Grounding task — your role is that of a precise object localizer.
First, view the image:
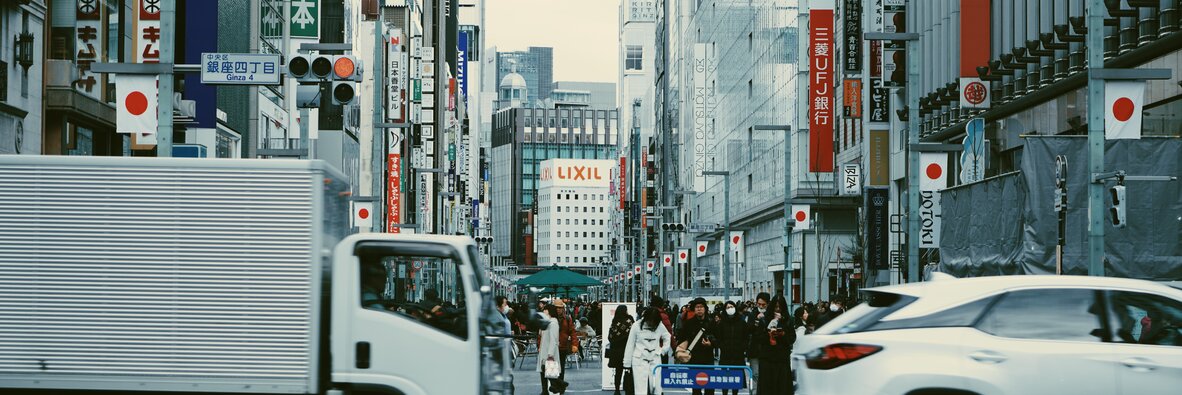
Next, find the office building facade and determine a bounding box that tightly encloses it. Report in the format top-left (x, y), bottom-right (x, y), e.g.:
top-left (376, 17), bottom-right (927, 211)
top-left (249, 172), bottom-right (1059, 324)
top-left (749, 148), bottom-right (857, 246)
top-left (490, 106), bottom-right (619, 269)
top-left (495, 46), bottom-right (554, 107)
top-left (536, 158), bottom-right (616, 267)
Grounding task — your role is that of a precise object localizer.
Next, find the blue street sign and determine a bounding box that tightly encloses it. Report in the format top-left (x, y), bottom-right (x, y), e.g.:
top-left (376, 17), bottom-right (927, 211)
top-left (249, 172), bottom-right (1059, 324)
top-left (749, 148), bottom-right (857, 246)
top-left (658, 365), bottom-right (748, 390)
top-left (200, 53), bottom-right (281, 85)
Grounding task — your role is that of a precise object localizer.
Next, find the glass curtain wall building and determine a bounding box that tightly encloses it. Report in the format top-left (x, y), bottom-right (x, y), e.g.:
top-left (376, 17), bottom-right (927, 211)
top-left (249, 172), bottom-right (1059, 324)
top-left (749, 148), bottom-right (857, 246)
top-left (491, 107), bottom-right (619, 269)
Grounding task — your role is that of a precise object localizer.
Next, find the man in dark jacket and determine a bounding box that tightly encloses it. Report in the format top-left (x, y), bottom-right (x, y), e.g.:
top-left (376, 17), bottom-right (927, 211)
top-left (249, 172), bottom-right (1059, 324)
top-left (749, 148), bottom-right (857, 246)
top-left (745, 292), bottom-right (771, 394)
top-left (677, 297), bottom-right (716, 395)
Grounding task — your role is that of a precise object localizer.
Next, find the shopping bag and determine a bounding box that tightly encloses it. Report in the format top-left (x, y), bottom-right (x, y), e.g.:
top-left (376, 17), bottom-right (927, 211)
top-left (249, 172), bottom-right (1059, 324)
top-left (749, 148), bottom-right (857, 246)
top-left (543, 357), bottom-right (561, 379)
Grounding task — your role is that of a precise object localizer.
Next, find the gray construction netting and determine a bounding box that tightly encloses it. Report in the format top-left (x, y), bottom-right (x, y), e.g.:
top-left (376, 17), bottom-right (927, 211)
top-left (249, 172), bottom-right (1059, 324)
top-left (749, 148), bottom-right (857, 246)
top-left (940, 136), bottom-right (1182, 280)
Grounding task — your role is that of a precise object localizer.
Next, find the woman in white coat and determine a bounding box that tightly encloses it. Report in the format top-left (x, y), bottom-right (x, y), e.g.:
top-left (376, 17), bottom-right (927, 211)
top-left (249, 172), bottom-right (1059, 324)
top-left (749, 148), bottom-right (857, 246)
top-left (623, 307), bottom-right (671, 395)
top-left (537, 304), bottom-right (565, 393)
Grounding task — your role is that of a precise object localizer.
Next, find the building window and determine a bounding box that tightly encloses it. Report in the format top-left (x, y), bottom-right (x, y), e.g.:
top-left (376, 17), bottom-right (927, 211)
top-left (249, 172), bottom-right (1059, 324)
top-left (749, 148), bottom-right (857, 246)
top-left (626, 45), bottom-right (643, 71)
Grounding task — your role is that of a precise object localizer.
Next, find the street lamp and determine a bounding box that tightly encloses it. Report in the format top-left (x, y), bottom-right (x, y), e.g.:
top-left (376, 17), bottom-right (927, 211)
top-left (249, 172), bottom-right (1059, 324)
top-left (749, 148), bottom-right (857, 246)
top-left (703, 170), bottom-right (731, 298)
top-left (864, 32), bottom-right (921, 283)
top-left (753, 124), bottom-right (794, 302)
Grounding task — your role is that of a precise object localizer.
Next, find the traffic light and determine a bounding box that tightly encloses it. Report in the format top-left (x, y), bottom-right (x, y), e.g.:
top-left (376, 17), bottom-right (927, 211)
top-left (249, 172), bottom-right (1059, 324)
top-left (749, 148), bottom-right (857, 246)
top-left (332, 80), bottom-right (355, 105)
top-left (703, 271), bottom-right (712, 287)
top-left (660, 223), bottom-right (686, 232)
top-left (288, 55), bottom-right (310, 80)
top-left (288, 55), bottom-right (362, 82)
top-left (1109, 185), bottom-right (1127, 228)
top-left (474, 236), bottom-right (494, 244)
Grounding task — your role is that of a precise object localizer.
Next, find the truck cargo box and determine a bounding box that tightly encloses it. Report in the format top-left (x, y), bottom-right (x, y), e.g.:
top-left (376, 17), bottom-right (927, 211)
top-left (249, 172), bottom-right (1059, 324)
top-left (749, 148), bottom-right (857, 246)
top-left (0, 156), bottom-right (349, 393)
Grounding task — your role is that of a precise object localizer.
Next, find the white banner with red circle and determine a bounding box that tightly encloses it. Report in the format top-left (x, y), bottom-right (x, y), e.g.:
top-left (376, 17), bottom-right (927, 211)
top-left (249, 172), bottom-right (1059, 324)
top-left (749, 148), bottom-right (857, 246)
top-left (1105, 80), bottom-right (1145, 140)
top-left (919, 153), bottom-right (947, 248)
top-left (116, 75), bottom-right (158, 135)
top-left (791, 205), bottom-right (812, 230)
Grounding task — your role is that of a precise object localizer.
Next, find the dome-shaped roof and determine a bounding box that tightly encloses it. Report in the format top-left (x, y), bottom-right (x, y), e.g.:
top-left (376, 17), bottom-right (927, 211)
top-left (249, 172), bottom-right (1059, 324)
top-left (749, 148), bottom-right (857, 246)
top-left (500, 72), bottom-right (527, 89)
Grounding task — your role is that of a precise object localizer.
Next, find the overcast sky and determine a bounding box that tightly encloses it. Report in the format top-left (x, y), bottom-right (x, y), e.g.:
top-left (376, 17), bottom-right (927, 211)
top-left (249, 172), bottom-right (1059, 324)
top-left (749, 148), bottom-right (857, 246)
top-left (485, 0), bottom-right (621, 83)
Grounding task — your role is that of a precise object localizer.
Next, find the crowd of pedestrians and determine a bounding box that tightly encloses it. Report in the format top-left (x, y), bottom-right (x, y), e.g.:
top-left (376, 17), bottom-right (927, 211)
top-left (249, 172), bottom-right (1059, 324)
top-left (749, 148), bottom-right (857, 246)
top-left (494, 293), bottom-right (851, 394)
top-left (604, 293), bottom-right (851, 395)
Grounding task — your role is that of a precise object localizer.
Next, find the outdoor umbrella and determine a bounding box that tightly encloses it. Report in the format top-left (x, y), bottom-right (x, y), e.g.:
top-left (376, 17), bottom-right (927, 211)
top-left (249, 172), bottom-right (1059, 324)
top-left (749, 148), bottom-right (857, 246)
top-left (515, 265), bottom-right (604, 298)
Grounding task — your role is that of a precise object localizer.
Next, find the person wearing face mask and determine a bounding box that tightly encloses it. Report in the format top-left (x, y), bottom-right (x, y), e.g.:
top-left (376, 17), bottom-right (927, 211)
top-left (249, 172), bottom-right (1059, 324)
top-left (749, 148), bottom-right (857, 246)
top-left (715, 300), bottom-right (750, 395)
top-left (745, 292), bottom-right (771, 395)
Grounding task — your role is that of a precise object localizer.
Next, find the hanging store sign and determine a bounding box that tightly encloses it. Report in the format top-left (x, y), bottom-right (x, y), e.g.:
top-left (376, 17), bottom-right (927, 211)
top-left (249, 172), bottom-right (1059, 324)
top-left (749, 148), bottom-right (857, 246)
top-left (388, 28), bottom-right (407, 122)
top-left (290, 0), bottom-right (319, 38)
top-left (881, 0), bottom-right (905, 89)
top-left (809, 2), bottom-right (836, 173)
top-left (843, 0), bottom-right (862, 73)
top-left (841, 164), bottom-right (861, 196)
top-left (919, 153), bottom-right (947, 249)
top-left (865, 187), bottom-right (890, 270)
top-left (868, 129), bottom-right (889, 186)
top-left (868, 78), bottom-right (889, 122)
top-left (75, 0), bottom-right (104, 99)
top-left (843, 79), bottom-right (863, 118)
top-left (387, 153), bottom-right (402, 233)
top-left (692, 43), bottom-right (716, 192)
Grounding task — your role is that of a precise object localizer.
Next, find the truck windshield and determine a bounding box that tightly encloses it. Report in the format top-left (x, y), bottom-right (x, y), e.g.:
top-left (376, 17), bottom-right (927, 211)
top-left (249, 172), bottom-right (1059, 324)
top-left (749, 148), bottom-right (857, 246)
top-left (359, 253), bottom-right (469, 339)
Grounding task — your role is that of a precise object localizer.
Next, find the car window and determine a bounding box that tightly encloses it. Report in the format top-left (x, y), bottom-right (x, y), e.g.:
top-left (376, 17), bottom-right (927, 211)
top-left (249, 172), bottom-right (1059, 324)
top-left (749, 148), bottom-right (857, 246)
top-left (1108, 291), bottom-right (1182, 347)
top-left (977, 288), bottom-right (1107, 342)
top-left (359, 254), bottom-right (468, 339)
top-left (820, 291), bottom-right (918, 335)
top-left (867, 295), bottom-right (997, 332)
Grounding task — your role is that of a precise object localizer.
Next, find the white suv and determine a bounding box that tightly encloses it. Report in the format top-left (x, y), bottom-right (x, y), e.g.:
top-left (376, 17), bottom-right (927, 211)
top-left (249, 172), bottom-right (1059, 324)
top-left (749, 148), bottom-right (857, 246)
top-left (792, 275), bottom-right (1182, 395)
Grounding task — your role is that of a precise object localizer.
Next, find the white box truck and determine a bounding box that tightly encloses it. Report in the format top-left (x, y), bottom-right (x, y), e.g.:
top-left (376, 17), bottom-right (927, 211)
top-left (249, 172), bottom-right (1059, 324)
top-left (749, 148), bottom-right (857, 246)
top-left (0, 156), bottom-right (512, 395)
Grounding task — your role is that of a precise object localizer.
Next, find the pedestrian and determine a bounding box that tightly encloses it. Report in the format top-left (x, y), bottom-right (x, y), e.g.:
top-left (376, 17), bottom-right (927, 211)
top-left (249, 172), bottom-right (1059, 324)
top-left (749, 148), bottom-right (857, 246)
top-left (537, 304), bottom-right (568, 394)
top-left (760, 295), bottom-right (796, 395)
top-left (608, 305), bottom-right (635, 395)
top-left (677, 297), bottom-right (717, 395)
top-left (792, 306), bottom-right (811, 349)
top-left (552, 299), bottom-right (578, 394)
top-left (650, 296), bottom-right (676, 363)
top-left (623, 306), bottom-right (671, 395)
top-left (745, 292), bottom-right (771, 395)
top-left (576, 317), bottom-right (596, 359)
top-left (715, 301), bottom-right (749, 395)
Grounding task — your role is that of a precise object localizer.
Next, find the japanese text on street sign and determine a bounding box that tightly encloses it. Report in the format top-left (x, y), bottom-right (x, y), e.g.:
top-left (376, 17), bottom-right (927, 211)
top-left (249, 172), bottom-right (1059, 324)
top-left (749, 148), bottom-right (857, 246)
top-left (809, 6), bottom-right (836, 172)
top-left (200, 53), bottom-right (280, 85)
top-left (660, 367), bottom-right (745, 390)
top-left (290, 0), bottom-right (319, 38)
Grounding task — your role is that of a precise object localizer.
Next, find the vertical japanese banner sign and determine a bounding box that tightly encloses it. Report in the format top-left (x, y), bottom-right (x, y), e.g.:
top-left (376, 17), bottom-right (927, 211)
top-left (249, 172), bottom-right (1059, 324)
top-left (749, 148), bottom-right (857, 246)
top-left (387, 128), bottom-right (403, 233)
top-left (388, 28), bottom-right (405, 122)
top-left (843, 0), bottom-right (862, 73)
top-left (619, 157), bottom-right (627, 210)
top-left (75, 0), bottom-right (103, 100)
top-left (809, 2), bottom-right (835, 173)
top-left (919, 153), bottom-right (947, 248)
top-left (133, 0), bottom-right (162, 147)
top-left (959, 0), bottom-right (991, 109)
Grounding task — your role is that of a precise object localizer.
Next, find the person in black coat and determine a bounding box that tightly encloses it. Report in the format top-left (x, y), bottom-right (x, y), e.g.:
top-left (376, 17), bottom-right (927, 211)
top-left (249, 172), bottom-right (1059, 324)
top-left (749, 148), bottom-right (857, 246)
top-left (715, 300), bottom-right (749, 395)
top-left (745, 292), bottom-right (772, 394)
top-left (677, 298), bottom-right (717, 395)
top-left (607, 305), bottom-right (635, 395)
top-left (760, 295), bottom-right (797, 395)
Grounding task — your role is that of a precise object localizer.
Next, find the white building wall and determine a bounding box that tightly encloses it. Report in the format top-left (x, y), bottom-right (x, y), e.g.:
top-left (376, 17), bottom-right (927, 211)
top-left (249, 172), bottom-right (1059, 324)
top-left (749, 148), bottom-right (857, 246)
top-left (618, 1), bottom-right (657, 148)
top-left (536, 159), bottom-right (615, 267)
top-left (0, 2), bottom-right (45, 155)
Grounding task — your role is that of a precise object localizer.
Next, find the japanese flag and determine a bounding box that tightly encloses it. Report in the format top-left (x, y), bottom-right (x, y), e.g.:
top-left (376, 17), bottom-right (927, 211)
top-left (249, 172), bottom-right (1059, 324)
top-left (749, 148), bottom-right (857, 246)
top-left (676, 249), bottom-right (690, 264)
top-left (729, 231), bottom-right (745, 262)
top-left (662, 254), bottom-right (673, 267)
top-left (696, 240), bottom-right (709, 257)
top-left (792, 205), bottom-right (812, 230)
top-left (646, 260), bottom-right (655, 272)
top-left (352, 201), bottom-right (374, 231)
top-left (116, 75), bottom-right (158, 135)
top-left (1105, 80), bottom-right (1146, 140)
top-left (920, 153), bottom-right (949, 191)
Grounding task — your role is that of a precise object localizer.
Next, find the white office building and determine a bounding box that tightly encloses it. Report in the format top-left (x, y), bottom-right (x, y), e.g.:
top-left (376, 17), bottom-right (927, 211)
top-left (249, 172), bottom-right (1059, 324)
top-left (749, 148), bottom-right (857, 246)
top-left (536, 159), bottom-right (616, 267)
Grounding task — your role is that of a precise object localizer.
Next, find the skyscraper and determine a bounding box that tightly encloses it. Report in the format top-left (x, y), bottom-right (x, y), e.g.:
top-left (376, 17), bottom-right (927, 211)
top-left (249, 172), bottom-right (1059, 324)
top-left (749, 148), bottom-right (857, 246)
top-left (495, 47), bottom-right (554, 106)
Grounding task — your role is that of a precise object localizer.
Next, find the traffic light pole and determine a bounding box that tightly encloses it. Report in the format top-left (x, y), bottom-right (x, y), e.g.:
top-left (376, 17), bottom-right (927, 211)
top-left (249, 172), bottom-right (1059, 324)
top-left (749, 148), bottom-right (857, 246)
top-left (1085, 0), bottom-right (1106, 276)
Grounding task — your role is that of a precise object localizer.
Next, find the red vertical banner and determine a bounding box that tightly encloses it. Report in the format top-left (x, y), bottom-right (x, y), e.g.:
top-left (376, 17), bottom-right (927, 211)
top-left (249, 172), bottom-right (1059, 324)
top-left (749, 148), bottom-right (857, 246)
top-left (619, 156), bottom-right (627, 210)
top-left (960, 0), bottom-right (990, 77)
top-left (387, 154), bottom-right (402, 233)
top-left (809, 6), bottom-right (835, 173)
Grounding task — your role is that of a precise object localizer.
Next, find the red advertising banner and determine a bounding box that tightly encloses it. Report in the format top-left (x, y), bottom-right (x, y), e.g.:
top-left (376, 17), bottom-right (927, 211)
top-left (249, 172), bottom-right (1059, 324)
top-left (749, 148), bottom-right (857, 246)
top-left (809, 7), bottom-right (835, 173)
top-left (960, 0), bottom-right (990, 76)
top-left (619, 156), bottom-right (627, 210)
top-left (387, 153), bottom-right (402, 233)
top-left (843, 79), bottom-right (863, 118)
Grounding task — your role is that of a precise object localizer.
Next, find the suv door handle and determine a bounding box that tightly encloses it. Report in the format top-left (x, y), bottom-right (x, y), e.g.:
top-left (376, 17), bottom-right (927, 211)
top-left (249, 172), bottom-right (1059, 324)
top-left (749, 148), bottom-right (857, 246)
top-left (968, 351), bottom-right (1008, 364)
top-left (1121, 357), bottom-right (1158, 372)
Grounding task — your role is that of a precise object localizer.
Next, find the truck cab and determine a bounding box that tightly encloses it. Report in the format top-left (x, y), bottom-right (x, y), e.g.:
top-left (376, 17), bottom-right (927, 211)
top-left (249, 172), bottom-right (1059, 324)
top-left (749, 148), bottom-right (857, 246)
top-left (330, 234), bottom-right (512, 395)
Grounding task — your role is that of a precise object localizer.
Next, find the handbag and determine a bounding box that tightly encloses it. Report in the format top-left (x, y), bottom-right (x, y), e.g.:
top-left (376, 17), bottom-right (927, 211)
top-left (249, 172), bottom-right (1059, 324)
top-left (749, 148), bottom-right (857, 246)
top-left (543, 357), bottom-right (561, 379)
top-left (623, 368), bottom-right (636, 395)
